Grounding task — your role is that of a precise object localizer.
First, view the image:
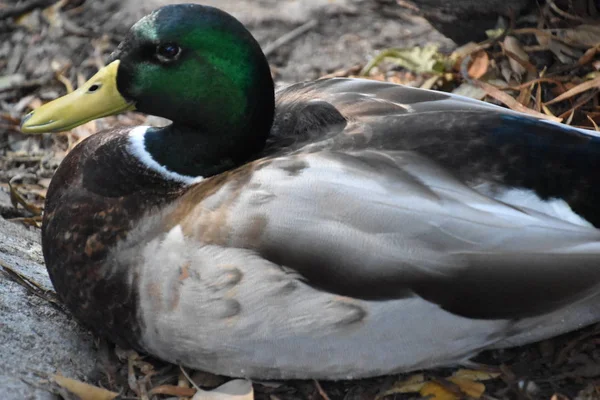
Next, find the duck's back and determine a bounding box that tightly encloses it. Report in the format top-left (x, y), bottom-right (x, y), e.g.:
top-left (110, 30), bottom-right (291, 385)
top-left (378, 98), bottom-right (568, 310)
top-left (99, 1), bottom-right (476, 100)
top-left (271, 78), bottom-right (600, 227)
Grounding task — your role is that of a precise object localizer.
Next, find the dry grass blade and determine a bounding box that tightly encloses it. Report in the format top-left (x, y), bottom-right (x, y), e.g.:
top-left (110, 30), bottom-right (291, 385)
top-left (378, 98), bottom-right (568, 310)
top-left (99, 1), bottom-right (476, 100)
top-left (150, 384), bottom-right (197, 396)
top-left (475, 80), bottom-right (562, 122)
top-left (7, 216), bottom-right (43, 228)
top-left (587, 115), bottom-right (600, 131)
top-left (8, 180), bottom-right (43, 216)
top-left (545, 75), bottom-right (600, 105)
top-left (52, 374), bottom-right (119, 400)
top-left (578, 46), bottom-right (599, 66)
top-left (546, 0), bottom-right (588, 22)
top-left (0, 260), bottom-right (64, 311)
top-left (314, 381), bottom-right (331, 400)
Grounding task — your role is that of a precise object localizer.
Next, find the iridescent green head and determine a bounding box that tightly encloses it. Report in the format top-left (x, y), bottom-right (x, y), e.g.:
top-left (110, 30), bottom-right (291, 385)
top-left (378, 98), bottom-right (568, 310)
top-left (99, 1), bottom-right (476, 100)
top-left (22, 3), bottom-right (275, 164)
top-left (112, 4), bottom-right (274, 132)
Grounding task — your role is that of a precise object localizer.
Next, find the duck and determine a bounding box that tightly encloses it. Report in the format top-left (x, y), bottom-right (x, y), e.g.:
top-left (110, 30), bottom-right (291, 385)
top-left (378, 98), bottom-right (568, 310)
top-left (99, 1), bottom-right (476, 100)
top-left (20, 3), bottom-right (600, 380)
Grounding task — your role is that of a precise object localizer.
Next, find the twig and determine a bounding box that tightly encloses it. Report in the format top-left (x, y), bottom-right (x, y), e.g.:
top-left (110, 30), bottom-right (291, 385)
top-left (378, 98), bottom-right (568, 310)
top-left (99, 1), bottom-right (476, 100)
top-left (545, 75), bottom-right (600, 105)
top-left (587, 115), bottom-right (600, 131)
top-left (314, 380), bottom-right (331, 400)
top-left (546, 0), bottom-right (587, 22)
top-left (0, 260), bottom-right (66, 313)
top-left (263, 19), bottom-right (318, 57)
top-left (320, 64), bottom-right (362, 79)
top-left (179, 365), bottom-right (201, 391)
top-left (0, 0), bottom-right (58, 20)
top-left (511, 28), bottom-right (590, 49)
top-left (475, 80), bottom-right (562, 122)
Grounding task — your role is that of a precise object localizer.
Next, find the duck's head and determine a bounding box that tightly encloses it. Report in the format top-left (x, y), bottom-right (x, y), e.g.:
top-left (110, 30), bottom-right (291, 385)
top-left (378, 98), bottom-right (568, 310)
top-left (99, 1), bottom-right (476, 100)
top-left (21, 3), bottom-right (275, 149)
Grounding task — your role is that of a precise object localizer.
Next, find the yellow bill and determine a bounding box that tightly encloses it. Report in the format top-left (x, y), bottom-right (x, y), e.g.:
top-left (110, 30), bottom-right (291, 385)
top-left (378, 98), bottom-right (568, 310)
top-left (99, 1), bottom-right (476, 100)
top-left (20, 60), bottom-right (136, 133)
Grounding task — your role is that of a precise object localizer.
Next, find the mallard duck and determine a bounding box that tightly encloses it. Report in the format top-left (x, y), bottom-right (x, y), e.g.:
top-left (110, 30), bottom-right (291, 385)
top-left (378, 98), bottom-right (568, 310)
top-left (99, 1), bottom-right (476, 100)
top-left (20, 3), bottom-right (600, 380)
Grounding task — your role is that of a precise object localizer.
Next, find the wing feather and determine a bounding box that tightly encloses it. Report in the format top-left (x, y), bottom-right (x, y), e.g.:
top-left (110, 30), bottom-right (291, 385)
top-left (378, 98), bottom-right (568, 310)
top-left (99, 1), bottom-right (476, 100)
top-left (177, 150), bottom-right (600, 320)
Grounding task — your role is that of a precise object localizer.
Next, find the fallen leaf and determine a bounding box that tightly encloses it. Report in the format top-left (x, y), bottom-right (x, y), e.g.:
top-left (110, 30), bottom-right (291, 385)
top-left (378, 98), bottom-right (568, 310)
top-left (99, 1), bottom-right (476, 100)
top-left (563, 25), bottom-right (600, 48)
top-left (448, 377), bottom-right (486, 398)
top-left (8, 216), bottom-right (42, 228)
top-left (8, 181), bottom-right (43, 216)
top-left (420, 377), bottom-right (486, 400)
top-left (476, 80), bottom-right (562, 122)
top-left (53, 374), bottom-right (118, 400)
top-left (578, 46), bottom-right (599, 65)
top-left (452, 83), bottom-right (487, 100)
top-left (503, 36), bottom-right (531, 76)
top-left (452, 369), bottom-right (501, 381)
top-left (588, 115), bottom-right (600, 131)
top-left (542, 103), bottom-right (560, 119)
top-left (468, 51), bottom-right (489, 79)
top-left (450, 41), bottom-right (481, 68)
top-left (376, 374), bottom-right (426, 399)
top-left (545, 75), bottom-right (600, 105)
top-left (150, 384), bottom-right (196, 397)
top-left (193, 379), bottom-right (254, 400)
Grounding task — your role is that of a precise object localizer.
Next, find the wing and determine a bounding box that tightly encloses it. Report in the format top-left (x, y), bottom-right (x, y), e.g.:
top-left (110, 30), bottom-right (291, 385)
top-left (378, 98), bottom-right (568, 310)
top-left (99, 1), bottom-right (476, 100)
top-left (271, 78), bottom-right (600, 227)
top-left (173, 150), bottom-right (600, 320)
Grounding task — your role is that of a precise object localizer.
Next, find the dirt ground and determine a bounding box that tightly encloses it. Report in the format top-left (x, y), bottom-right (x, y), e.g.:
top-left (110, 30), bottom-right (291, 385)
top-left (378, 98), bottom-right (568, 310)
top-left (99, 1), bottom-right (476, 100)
top-left (1, 0), bottom-right (600, 399)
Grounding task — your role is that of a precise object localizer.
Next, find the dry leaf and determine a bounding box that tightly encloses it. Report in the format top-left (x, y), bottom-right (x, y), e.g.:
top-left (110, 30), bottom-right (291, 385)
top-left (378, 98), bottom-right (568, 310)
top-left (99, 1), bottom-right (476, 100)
top-left (452, 83), bottom-right (487, 100)
top-left (503, 36), bottom-right (530, 76)
top-left (420, 377), bottom-right (486, 400)
top-left (8, 181), bottom-right (43, 216)
top-left (193, 379), bottom-right (254, 400)
top-left (587, 115), bottom-right (600, 131)
top-left (53, 374), bottom-right (118, 400)
top-left (578, 46), bottom-right (599, 65)
top-left (420, 381), bottom-right (458, 400)
top-left (150, 385), bottom-right (196, 397)
top-left (8, 216), bottom-right (42, 228)
top-left (448, 377), bottom-right (486, 398)
top-left (476, 80), bottom-right (562, 122)
top-left (376, 374), bottom-right (426, 399)
top-left (545, 75), bottom-right (600, 105)
top-left (563, 25), bottom-right (600, 48)
top-left (452, 369), bottom-right (501, 381)
top-left (450, 41), bottom-right (480, 69)
top-left (468, 51), bottom-right (489, 79)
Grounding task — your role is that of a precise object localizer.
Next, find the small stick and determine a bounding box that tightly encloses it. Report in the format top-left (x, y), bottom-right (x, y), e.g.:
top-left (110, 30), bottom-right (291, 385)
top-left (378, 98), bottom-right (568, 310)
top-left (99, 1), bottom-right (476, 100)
top-left (546, 0), bottom-right (587, 22)
top-left (0, 260), bottom-right (65, 312)
top-left (179, 365), bottom-right (202, 391)
top-left (314, 380), bottom-right (331, 400)
top-left (263, 19), bottom-right (318, 57)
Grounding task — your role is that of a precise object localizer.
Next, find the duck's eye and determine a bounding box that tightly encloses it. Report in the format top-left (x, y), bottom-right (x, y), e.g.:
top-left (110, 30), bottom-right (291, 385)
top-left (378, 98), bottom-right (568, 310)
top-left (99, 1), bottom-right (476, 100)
top-left (156, 43), bottom-right (181, 62)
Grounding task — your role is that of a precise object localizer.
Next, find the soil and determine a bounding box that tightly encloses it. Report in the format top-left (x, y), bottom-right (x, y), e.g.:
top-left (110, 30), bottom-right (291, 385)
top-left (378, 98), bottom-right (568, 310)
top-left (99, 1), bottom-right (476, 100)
top-left (1, 1), bottom-right (600, 399)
